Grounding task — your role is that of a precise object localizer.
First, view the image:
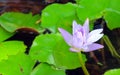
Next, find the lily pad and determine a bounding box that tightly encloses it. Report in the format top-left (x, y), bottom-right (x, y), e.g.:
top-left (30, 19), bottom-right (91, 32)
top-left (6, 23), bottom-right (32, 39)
top-left (76, 0), bottom-right (120, 30)
top-left (31, 63), bottom-right (65, 75)
top-left (30, 33), bottom-right (87, 69)
top-left (0, 53), bottom-right (34, 75)
top-left (0, 41), bottom-right (26, 61)
top-left (0, 27), bottom-right (14, 42)
top-left (0, 12), bottom-right (40, 32)
top-left (41, 3), bottom-right (79, 33)
top-left (104, 68), bottom-right (120, 75)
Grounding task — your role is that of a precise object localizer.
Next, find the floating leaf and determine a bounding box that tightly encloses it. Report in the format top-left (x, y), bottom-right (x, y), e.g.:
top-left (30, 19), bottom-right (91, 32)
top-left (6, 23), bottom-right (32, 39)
top-left (104, 68), bottom-right (120, 75)
top-left (107, 0), bottom-right (120, 11)
top-left (76, 0), bottom-right (109, 21)
top-left (0, 41), bottom-right (26, 61)
top-left (31, 63), bottom-right (65, 75)
top-left (104, 9), bottom-right (120, 30)
top-left (53, 35), bottom-right (87, 69)
top-left (0, 12), bottom-right (40, 32)
top-left (0, 53), bottom-right (34, 75)
top-left (104, 0), bottom-right (120, 29)
top-left (76, 0), bottom-right (120, 30)
top-left (0, 27), bottom-right (14, 42)
top-left (30, 34), bottom-right (58, 65)
top-left (41, 3), bottom-right (79, 33)
top-left (30, 33), bottom-right (87, 69)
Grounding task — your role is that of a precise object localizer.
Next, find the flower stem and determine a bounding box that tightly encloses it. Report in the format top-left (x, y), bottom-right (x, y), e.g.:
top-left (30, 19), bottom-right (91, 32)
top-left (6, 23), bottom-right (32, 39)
top-left (103, 35), bottom-right (120, 58)
top-left (77, 51), bottom-right (90, 75)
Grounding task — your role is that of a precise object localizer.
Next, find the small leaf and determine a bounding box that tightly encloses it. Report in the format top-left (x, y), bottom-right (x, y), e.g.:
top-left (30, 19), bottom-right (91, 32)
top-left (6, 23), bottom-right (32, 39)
top-left (31, 63), bottom-right (65, 75)
top-left (104, 68), bottom-right (120, 75)
top-left (0, 41), bottom-right (26, 61)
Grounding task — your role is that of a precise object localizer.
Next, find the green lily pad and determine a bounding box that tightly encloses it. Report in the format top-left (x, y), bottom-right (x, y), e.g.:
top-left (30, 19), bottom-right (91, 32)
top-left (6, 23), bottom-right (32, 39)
top-left (104, 68), bottom-right (120, 75)
top-left (31, 63), bottom-right (65, 75)
top-left (76, 0), bottom-right (109, 21)
top-left (0, 27), bottom-right (14, 42)
top-left (41, 3), bottom-right (79, 33)
top-left (0, 53), bottom-right (34, 75)
top-left (104, 0), bottom-right (120, 29)
top-left (0, 41), bottom-right (26, 61)
top-left (0, 12), bottom-right (40, 32)
top-left (104, 9), bottom-right (120, 30)
top-left (30, 33), bottom-right (87, 69)
top-left (76, 0), bottom-right (120, 30)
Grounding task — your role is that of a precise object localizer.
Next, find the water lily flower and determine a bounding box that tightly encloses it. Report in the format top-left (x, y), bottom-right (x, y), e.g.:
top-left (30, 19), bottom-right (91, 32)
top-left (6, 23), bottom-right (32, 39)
top-left (58, 19), bottom-right (104, 52)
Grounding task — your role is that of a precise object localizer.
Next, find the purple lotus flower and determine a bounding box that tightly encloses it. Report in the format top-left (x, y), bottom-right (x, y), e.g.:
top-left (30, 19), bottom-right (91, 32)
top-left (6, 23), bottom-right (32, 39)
top-left (58, 19), bottom-right (104, 52)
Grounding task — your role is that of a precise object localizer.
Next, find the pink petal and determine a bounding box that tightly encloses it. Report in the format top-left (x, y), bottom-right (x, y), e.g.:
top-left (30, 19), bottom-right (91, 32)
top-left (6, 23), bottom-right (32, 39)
top-left (82, 18), bottom-right (89, 43)
top-left (87, 29), bottom-right (103, 45)
top-left (84, 43), bottom-right (104, 52)
top-left (72, 31), bottom-right (83, 48)
top-left (87, 34), bottom-right (103, 45)
top-left (73, 20), bottom-right (82, 35)
top-left (83, 18), bottom-right (89, 35)
top-left (89, 29), bottom-right (103, 36)
top-left (58, 28), bottom-right (72, 46)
